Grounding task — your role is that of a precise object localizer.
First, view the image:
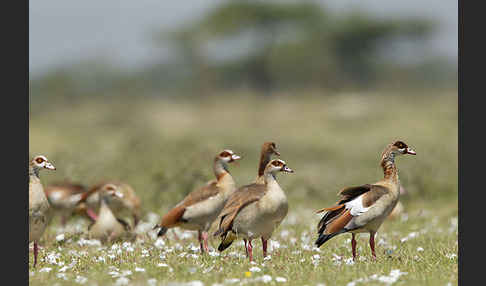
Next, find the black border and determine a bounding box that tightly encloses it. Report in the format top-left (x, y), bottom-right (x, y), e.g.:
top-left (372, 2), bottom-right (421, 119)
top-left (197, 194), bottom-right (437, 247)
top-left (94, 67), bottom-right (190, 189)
top-left (2, 0), bottom-right (28, 284)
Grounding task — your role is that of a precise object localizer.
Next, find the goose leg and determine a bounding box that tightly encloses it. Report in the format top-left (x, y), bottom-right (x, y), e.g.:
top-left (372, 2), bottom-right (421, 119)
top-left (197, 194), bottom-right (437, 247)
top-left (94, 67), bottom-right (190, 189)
top-left (262, 237), bottom-right (268, 258)
top-left (33, 241), bottom-right (38, 267)
top-left (202, 231), bottom-right (209, 253)
top-left (244, 239), bottom-right (248, 257)
top-left (247, 240), bottom-right (253, 262)
top-left (351, 234), bottom-right (357, 260)
top-left (61, 214), bottom-right (67, 227)
top-left (369, 231), bottom-right (376, 259)
top-left (198, 230), bottom-right (204, 253)
top-left (85, 208), bottom-right (98, 221)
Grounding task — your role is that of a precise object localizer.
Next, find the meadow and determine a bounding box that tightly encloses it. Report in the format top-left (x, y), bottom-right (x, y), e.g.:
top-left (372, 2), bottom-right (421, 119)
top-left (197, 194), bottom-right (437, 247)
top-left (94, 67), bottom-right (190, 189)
top-left (29, 90), bottom-right (458, 285)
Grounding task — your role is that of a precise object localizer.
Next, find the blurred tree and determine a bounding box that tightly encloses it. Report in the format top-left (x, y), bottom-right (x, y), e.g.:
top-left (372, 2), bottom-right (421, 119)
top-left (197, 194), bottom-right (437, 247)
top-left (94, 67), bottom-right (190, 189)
top-left (156, 0), bottom-right (434, 93)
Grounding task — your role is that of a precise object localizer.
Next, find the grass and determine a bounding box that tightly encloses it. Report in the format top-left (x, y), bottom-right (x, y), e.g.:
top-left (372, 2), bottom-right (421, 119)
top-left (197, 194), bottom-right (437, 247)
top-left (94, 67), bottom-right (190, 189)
top-left (29, 90), bottom-right (457, 285)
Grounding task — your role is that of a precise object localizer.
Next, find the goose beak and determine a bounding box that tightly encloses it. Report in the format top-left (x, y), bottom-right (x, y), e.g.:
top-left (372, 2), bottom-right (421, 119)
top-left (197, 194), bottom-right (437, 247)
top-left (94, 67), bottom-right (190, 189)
top-left (282, 166), bottom-right (294, 173)
top-left (45, 162), bottom-right (56, 170)
top-left (230, 154), bottom-right (241, 162)
top-left (406, 147), bottom-right (416, 155)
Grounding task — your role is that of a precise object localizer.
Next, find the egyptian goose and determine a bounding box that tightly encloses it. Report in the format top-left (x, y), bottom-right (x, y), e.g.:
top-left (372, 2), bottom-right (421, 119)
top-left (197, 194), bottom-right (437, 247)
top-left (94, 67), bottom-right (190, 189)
top-left (214, 159), bottom-right (294, 261)
top-left (154, 149), bottom-right (241, 253)
top-left (44, 182), bottom-right (87, 226)
top-left (241, 142), bottom-right (280, 255)
top-left (77, 181), bottom-right (141, 227)
top-left (314, 140), bottom-right (416, 260)
top-left (29, 155), bottom-right (56, 267)
top-left (87, 184), bottom-right (132, 242)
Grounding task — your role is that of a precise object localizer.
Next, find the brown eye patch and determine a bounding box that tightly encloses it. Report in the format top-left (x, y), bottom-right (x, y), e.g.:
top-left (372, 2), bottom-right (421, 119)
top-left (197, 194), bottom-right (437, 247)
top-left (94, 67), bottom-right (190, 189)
top-left (272, 160), bottom-right (283, 167)
top-left (393, 141), bottom-right (407, 149)
top-left (35, 158), bottom-right (44, 164)
top-left (220, 151), bottom-right (231, 157)
top-left (105, 185), bottom-right (116, 191)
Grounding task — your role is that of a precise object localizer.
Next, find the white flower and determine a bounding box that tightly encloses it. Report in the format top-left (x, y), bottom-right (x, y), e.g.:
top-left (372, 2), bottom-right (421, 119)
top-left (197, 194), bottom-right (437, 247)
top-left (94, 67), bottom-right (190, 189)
top-left (280, 230), bottom-right (289, 238)
top-left (56, 273), bottom-right (68, 280)
top-left (417, 247), bottom-right (424, 252)
top-left (258, 275), bottom-right (272, 283)
top-left (56, 234), bottom-right (65, 242)
top-left (154, 238), bottom-right (165, 249)
top-left (269, 240), bottom-right (280, 251)
top-left (39, 267), bottom-right (52, 273)
top-left (446, 253), bottom-right (457, 259)
top-left (249, 266), bottom-right (261, 272)
top-left (114, 277), bottom-right (130, 286)
top-left (157, 263), bottom-right (169, 267)
top-left (344, 258), bottom-right (355, 265)
top-left (77, 238), bottom-right (101, 247)
top-left (276, 277), bottom-right (287, 283)
top-left (45, 251), bottom-right (61, 265)
top-left (75, 275), bottom-right (88, 284)
top-left (135, 267), bottom-right (145, 272)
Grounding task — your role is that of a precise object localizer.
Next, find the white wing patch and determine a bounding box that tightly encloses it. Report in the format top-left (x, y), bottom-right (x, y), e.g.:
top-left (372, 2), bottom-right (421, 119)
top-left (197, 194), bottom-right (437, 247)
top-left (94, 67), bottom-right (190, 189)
top-left (345, 196), bottom-right (370, 216)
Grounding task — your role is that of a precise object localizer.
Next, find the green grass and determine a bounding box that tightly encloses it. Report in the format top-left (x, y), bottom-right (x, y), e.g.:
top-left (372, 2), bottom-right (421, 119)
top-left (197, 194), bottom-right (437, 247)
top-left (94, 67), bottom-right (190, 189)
top-left (29, 91), bottom-right (457, 285)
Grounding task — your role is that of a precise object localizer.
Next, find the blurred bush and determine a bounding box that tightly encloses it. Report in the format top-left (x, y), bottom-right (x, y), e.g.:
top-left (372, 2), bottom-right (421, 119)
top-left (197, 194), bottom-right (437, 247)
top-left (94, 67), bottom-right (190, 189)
top-left (30, 0), bottom-right (456, 102)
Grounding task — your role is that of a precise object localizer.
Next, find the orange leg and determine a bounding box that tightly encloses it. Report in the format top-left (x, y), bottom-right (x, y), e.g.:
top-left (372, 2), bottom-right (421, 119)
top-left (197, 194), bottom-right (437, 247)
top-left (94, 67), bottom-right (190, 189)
top-left (351, 234), bottom-right (357, 260)
top-left (244, 239), bottom-right (248, 257)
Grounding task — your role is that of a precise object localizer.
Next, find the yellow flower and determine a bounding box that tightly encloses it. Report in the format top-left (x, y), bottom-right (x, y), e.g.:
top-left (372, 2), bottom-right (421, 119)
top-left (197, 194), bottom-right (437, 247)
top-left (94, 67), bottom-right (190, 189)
top-left (245, 271), bottom-right (252, 278)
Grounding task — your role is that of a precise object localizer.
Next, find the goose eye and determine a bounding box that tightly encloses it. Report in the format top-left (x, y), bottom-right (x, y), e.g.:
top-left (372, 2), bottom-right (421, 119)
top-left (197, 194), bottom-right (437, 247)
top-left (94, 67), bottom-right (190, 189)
top-left (35, 158), bottom-right (44, 164)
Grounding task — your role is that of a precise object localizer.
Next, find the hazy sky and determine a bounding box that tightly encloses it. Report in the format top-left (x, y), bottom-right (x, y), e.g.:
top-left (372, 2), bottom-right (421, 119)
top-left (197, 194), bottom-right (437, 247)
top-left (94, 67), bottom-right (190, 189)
top-left (29, 0), bottom-right (457, 76)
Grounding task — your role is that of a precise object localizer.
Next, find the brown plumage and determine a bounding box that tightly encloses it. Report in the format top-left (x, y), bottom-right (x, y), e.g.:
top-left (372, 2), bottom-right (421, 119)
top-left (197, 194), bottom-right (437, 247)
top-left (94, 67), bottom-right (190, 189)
top-left (315, 140), bottom-right (416, 260)
top-left (214, 184), bottom-right (266, 236)
top-left (44, 181), bottom-right (87, 226)
top-left (159, 182), bottom-right (220, 228)
top-left (256, 142), bottom-right (281, 181)
top-left (77, 181), bottom-right (141, 227)
top-left (154, 149), bottom-right (241, 253)
top-left (214, 159), bottom-right (293, 261)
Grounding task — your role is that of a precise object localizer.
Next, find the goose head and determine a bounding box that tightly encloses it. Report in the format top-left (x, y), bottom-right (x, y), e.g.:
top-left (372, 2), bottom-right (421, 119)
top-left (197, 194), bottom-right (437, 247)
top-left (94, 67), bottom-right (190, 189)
top-left (265, 159), bottom-right (294, 175)
top-left (31, 155), bottom-right (56, 171)
top-left (217, 150), bottom-right (241, 164)
top-left (262, 142), bottom-right (281, 156)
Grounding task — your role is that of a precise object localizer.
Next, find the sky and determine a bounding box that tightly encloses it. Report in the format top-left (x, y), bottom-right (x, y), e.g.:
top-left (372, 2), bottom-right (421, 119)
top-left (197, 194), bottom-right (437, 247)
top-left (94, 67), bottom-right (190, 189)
top-left (29, 0), bottom-right (457, 76)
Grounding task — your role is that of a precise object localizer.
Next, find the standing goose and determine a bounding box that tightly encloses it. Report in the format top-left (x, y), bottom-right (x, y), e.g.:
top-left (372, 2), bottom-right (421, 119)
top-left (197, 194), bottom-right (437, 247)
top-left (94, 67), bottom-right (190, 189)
top-left (214, 159), bottom-right (294, 261)
top-left (44, 181), bottom-right (87, 226)
top-left (242, 142), bottom-right (280, 255)
top-left (87, 184), bottom-right (132, 242)
top-left (154, 150), bottom-right (241, 253)
top-left (77, 181), bottom-right (141, 228)
top-left (315, 140), bottom-right (416, 260)
top-left (29, 155), bottom-right (56, 267)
